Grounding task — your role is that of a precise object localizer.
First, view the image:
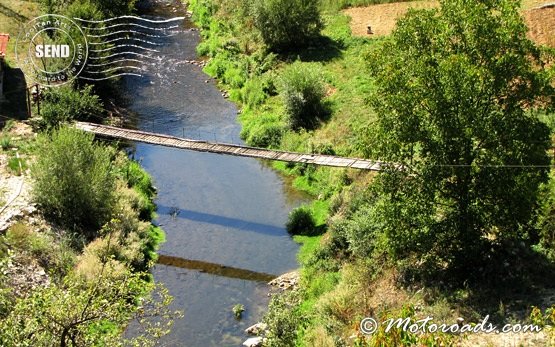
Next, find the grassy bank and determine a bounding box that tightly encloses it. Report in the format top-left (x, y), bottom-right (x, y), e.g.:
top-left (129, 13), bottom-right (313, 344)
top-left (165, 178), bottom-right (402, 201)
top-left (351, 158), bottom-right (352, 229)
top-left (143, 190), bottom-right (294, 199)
top-left (187, 0), bottom-right (555, 345)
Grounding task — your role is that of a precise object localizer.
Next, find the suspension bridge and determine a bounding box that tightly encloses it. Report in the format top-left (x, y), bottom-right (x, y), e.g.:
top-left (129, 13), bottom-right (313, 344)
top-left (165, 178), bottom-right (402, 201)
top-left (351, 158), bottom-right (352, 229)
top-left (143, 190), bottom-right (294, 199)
top-left (75, 122), bottom-right (397, 171)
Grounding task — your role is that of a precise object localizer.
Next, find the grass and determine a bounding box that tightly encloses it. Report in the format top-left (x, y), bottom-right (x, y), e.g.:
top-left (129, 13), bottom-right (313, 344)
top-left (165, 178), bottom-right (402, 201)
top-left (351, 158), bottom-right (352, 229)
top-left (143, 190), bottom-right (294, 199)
top-left (294, 234), bottom-right (323, 264)
top-left (0, 134), bottom-right (12, 150)
top-left (0, 0), bottom-right (41, 57)
top-left (7, 154), bottom-right (26, 176)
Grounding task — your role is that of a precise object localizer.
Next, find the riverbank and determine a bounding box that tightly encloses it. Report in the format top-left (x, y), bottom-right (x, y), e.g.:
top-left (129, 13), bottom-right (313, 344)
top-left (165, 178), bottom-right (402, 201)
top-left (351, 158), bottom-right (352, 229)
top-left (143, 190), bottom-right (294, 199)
top-left (186, 0), bottom-right (555, 346)
top-left (0, 0), bottom-right (177, 343)
top-left (0, 119), bottom-right (174, 345)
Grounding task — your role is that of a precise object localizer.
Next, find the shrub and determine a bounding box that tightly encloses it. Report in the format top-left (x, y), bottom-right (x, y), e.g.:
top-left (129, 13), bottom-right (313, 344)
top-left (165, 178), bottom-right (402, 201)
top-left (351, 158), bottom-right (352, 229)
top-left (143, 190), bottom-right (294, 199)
top-left (39, 85), bottom-right (103, 129)
top-left (264, 290), bottom-right (304, 347)
top-left (286, 206), bottom-right (317, 236)
top-left (245, 122), bottom-right (284, 147)
top-left (64, 0), bottom-right (103, 21)
top-left (31, 127), bottom-right (116, 236)
top-left (279, 62), bottom-right (327, 130)
top-left (252, 0), bottom-right (322, 51)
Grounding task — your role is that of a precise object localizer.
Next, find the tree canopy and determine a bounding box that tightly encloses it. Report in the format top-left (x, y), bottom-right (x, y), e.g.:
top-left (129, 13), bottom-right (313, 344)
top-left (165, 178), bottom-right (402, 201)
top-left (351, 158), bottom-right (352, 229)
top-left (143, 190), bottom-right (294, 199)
top-left (365, 0), bottom-right (554, 280)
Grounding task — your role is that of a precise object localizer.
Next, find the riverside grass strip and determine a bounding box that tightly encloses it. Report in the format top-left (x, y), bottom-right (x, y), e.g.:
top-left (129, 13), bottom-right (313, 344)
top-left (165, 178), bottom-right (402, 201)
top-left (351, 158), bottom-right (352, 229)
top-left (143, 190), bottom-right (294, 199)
top-left (74, 121), bottom-right (398, 171)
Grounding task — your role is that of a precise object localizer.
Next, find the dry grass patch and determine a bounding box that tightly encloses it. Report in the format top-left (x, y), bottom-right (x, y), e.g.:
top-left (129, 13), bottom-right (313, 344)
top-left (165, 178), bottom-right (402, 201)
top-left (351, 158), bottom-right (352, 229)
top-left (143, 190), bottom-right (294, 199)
top-left (343, 0), bottom-right (555, 47)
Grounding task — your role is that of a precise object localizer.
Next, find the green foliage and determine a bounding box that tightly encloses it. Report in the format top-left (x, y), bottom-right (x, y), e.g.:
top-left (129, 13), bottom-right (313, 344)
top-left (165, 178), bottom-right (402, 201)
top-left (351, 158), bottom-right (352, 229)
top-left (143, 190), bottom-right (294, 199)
top-left (40, 0), bottom-right (135, 17)
top-left (536, 171), bottom-right (555, 260)
top-left (240, 108), bottom-right (285, 147)
top-left (365, 0), bottom-right (554, 281)
top-left (287, 206), bottom-right (317, 236)
top-left (252, 0), bottom-right (323, 51)
top-left (189, 0), bottom-right (219, 31)
top-left (279, 62), bottom-right (327, 130)
top-left (39, 85), bottom-right (104, 129)
top-left (64, 0), bottom-right (103, 21)
top-left (263, 291), bottom-right (305, 347)
top-left (31, 127), bottom-right (116, 236)
top-left (0, 270), bottom-right (176, 347)
top-left (232, 303), bottom-right (245, 319)
top-left (117, 159), bottom-right (157, 220)
top-left (239, 75), bottom-right (273, 108)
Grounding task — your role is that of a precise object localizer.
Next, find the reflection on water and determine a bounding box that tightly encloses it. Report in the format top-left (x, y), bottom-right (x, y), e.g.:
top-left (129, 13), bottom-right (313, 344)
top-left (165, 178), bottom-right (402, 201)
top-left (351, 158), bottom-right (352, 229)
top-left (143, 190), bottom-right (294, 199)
top-left (158, 254), bottom-right (277, 282)
top-left (123, 0), bottom-right (307, 346)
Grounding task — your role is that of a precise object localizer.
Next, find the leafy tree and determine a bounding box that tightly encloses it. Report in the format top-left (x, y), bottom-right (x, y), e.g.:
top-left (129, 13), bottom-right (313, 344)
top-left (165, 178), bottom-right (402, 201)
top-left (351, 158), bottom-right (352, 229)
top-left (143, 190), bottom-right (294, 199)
top-left (365, 0), bottom-right (554, 279)
top-left (0, 268), bottom-right (176, 347)
top-left (31, 127), bottom-right (116, 236)
top-left (252, 0), bottom-right (322, 52)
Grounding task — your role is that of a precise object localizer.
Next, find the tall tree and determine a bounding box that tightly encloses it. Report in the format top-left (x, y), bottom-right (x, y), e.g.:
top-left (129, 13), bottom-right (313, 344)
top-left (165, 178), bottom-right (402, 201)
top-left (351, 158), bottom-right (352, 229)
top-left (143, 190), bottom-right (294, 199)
top-left (366, 0), bottom-right (554, 279)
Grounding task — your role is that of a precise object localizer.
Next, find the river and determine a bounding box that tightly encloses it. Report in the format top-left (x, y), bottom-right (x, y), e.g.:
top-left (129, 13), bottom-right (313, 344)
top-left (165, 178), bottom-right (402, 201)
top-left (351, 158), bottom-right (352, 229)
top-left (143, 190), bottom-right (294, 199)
top-left (120, 0), bottom-right (305, 346)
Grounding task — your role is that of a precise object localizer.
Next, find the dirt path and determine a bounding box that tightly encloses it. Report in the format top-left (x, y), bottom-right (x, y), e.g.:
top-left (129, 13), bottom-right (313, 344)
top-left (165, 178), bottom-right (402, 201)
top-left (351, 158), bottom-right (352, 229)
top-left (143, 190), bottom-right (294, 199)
top-left (343, 1), bottom-right (555, 47)
top-left (0, 122), bottom-right (34, 232)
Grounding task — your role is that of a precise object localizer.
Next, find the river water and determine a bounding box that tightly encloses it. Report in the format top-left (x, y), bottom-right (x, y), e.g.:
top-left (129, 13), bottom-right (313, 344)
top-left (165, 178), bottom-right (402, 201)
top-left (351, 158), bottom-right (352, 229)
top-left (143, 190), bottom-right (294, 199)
top-left (120, 1), bottom-right (305, 346)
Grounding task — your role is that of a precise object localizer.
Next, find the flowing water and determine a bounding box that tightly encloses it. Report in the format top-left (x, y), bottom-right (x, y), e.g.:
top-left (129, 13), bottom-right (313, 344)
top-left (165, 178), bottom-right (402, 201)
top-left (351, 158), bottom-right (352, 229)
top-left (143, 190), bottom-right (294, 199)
top-left (120, 1), bottom-right (306, 345)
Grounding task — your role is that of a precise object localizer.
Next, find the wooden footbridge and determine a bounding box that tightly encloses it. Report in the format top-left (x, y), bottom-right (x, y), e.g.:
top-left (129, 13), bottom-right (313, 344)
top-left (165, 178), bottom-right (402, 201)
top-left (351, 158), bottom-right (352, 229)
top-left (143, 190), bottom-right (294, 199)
top-left (75, 122), bottom-right (396, 171)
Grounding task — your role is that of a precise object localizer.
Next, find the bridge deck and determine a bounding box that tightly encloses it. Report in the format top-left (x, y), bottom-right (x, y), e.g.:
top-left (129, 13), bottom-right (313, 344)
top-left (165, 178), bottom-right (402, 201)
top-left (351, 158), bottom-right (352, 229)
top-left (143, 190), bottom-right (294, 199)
top-left (75, 122), bottom-right (396, 171)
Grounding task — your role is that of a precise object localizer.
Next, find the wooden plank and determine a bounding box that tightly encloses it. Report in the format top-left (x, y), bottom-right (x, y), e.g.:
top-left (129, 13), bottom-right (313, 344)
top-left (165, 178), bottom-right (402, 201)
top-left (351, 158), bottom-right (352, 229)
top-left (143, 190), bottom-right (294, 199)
top-left (74, 122), bottom-right (399, 171)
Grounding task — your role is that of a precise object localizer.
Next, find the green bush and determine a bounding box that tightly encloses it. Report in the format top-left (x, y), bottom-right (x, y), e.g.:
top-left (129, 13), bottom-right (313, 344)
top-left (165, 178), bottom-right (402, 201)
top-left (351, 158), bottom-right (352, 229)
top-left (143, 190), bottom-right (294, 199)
top-left (39, 85), bottom-right (103, 129)
top-left (245, 122), bottom-right (284, 147)
top-left (286, 206), bottom-right (317, 236)
top-left (252, 0), bottom-right (322, 51)
top-left (31, 127), bottom-right (116, 237)
top-left (279, 62), bottom-right (327, 130)
top-left (64, 0), bottom-right (103, 21)
top-left (263, 290), bottom-right (304, 347)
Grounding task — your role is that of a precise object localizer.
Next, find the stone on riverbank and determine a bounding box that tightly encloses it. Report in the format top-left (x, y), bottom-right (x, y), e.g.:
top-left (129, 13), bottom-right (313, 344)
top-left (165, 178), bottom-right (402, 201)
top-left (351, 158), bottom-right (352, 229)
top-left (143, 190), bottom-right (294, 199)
top-left (245, 322), bottom-right (267, 336)
top-left (268, 271), bottom-right (299, 291)
top-left (243, 337), bottom-right (264, 347)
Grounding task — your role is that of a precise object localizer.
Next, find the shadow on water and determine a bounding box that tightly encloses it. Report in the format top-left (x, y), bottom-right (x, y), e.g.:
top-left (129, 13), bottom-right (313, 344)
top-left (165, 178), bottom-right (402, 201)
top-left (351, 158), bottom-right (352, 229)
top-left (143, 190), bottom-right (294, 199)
top-left (157, 204), bottom-right (288, 237)
top-left (1, 67), bottom-right (28, 120)
top-left (157, 254), bottom-right (277, 282)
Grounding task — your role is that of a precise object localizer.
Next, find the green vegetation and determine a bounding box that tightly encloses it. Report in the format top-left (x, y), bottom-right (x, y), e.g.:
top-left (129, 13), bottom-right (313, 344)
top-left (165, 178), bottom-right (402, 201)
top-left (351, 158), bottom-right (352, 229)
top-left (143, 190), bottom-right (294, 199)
top-left (233, 303), bottom-right (245, 319)
top-left (286, 206), bottom-right (317, 236)
top-left (0, 124), bottom-right (173, 345)
top-left (252, 0), bottom-right (323, 51)
top-left (0, 0), bottom-right (176, 344)
top-left (190, 0), bottom-right (555, 345)
top-left (32, 127), bottom-right (116, 235)
top-left (39, 0), bottom-right (135, 17)
top-left (279, 62), bottom-right (327, 130)
top-left (366, 0), bottom-right (554, 283)
top-left (39, 85), bottom-right (104, 129)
